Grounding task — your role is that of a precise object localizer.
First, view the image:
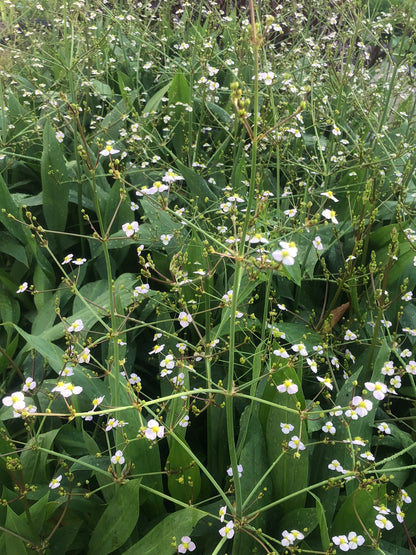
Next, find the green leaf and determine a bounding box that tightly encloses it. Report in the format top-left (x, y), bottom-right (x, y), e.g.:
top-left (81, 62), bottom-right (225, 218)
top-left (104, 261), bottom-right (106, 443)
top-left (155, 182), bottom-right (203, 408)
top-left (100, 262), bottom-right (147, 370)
top-left (0, 232), bottom-right (28, 266)
top-left (331, 488), bottom-right (379, 537)
top-left (309, 491), bottom-right (330, 550)
top-left (41, 119), bottom-right (70, 232)
top-left (143, 81), bottom-right (172, 114)
top-left (87, 478), bottom-right (141, 555)
top-left (0, 173), bottom-right (29, 244)
top-left (166, 438), bottom-right (201, 504)
top-left (265, 372), bottom-right (309, 513)
top-left (122, 508), bottom-right (206, 555)
top-left (20, 429), bottom-right (59, 484)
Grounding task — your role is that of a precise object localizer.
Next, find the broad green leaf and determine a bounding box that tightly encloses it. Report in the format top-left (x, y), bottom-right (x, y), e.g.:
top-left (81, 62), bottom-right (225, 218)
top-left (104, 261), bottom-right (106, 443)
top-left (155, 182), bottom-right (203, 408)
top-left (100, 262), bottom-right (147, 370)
top-left (309, 491), bottom-right (330, 550)
top-left (0, 232), bottom-right (28, 266)
top-left (87, 478), bottom-right (141, 555)
top-left (41, 119), bottom-right (70, 232)
top-left (265, 371), bottom-right (308, 513)
top-left (122, 508), bottom-right (206, 555)
top-left (277, 507), bottom-right (318, 537)
top-left (174, 159), bottom-right (217, 202)
top-left (20, 429), bottom-right (59, 484)
top-left (29, 492), bottom-right (50, 533)
top-left (331, 488), bottom-right (379, 536)
top-left (5, 504), bottom-right (38, 543)
top-left (166, 439), bottom-right (201, 504)
top-left (0, 172), bottom-right (28, 244)
top-left (143, 81), bottom-right (172, 115)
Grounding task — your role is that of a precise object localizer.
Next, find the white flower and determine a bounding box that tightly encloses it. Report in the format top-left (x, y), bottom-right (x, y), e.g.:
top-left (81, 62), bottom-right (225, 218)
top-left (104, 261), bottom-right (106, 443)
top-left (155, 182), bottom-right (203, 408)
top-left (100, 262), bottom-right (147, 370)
top-left (77, 348), bottom-right (91, 364)
top-left (365, 381), bottom-right (387, 401)
top-left (320, 190), bottom-right (339, 202)
top-left (322, 421), bottom-right (336, 434)
top-left (227, 464), bottom-right (243, 478)
top-left (2, 391), bottom-right (26, 411)
top-left (67, 319), bottom-right (84, 333)
top-left (52, 382), bottom-right (83, 397)
top-left (111, 450), bottom-right (125, 465)
top-left (288, 435), bottom-right (305, 450)
top-left (62, 254), bottom-right (73, 265)
top-left (272, 241), bottom-right (298, 266)
top-left (160, 234), bottom-right (173, 245)
top-left (292, 343), bottom-right (308, 356)
top-left (375, 514), bottom-right (394, 530)
top-left (73, 257), bottom-right (87, 266)
top-left (396, 505), bottom-right (405, 523)
top-left (344, 329), bottom-right (357, 341)
top-left (219, 505), bottom-right (227, 522)
top-left (160, 354), bottom-right (175, 370)
top-left (401, 291), bottom-right (413, 301)
top-left (22, 378), bottom-right (36, 392)
top-left (351, 396), bottom-right (373, 417)
top-left (219, 521), bottom-right (234, 539)
top-left (55, 130), bottom-right (64, 143)
top-left (49, 475), bottom-right (62, 489)
top-left (332, 535), bottom-right (349, 551)
top-left (178, 536), bottom-right (196, 553)
top-left (134, 284), bottom-right (150, 296)
top-left (277, 379), bottom-right (298, 394)
top-left (178, 311), bottom-right (193, 328)
top-left (328, 460), bottom-right (344, 473)
top-left (405, 361), bottom-right (416, 375)
top-left (273, 347), bottom-right (289, 358)
top-left (322, 208), bottom-right (338, 224)
top-left (222, 290), bottom-right (233, 304)
top-left (122, 221), bottom-right (139, 237)
top-left (401, 489), bottom-right (412, 503)
top-left (179, 415), bottom-right (190, 427)
top-left (16, 282), bottom-right (28, 294)
top-left (145, 419), bottom-right (165, 440)
top-left (313, 236), bottom-right (324, 250)
top-left (280, 422), bottom-right (294, 434)
top-left (100, 141), bottom-right (120, 156)
top-left (378, 422), bottom-right (391, 434)
top-left (317, 376), bottom-right (333, 390)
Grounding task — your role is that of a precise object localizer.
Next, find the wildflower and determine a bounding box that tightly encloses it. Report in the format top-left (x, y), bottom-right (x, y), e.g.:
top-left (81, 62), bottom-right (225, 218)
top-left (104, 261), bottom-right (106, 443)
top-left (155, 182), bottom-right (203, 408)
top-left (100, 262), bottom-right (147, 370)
top-left (322, 421), bottom-right (336, 434)
top-left (277, 379), bottom-right (298, 394)
top-left (280, 422), bottom-right (294, 434)
top-left (128, 373), bottom-right (141, 385)
top-left (288, 435), bottom-right (305, 450)
top-left (332, 535), bottom-right (349, 551)
top-left (22, 378), bottom-right (36, 392)
top-left (374, 504), bottom-right (390, 515)
top-left (317, 376), bottom-right (333, 390)
top-left (360, 451), bottom-right (375, 461)
top-left (313, 236), bottom-right (324, 250)
top-left (219, 521), bottom-right (234, 539)
top-left (49, 475), bottom-right (62, 489)
top-left (272, 241), bottom-right (298, 266)
top-left (122, 221), bottom-right (139, 237)
top-left (328, 460), bottom-right (344, 473)
top-left (160, 234), bottom-right (173, 245)
top-left (100, 142), bottom-right (120, 156)
top-left (145, 419), bottom-right (164, 440)
top-left (172, 373), bottom-right (185, 387)
top-left (322, 208), bottom-right (338, 224)
top-left (222, 290), bottom-right (233, 304)
top-left (227, 464), bottom-right (243, 478)
top-left (73, 257), bottom-right (87, 266)
top-left (332, 125), bottom-right (341, 136)
top-left (284, 208), bottom-right (297, 218)
top-left (62, 254), bottom-right (73, 265)
top-left (344, 329), bottom-right (357, 341)
top-left (321, 190), bottom-right (339, 202)
top-left (351, 396), bottom-right (373, 417)
top-left (282, 530), bottom-right (304, 546)
top-left (401, 291), bottom-right (413, 301)
top-left (292, 343), bottom-right (308, 356)
top-left (178, 311), bottom-right (193, 328)
top-left (160, 354), bottom-right (175, 370)
top-left (2, 391), bottom-right (26, 411)
top-left (67, 319), bottom-right (84, 333)
top-left (56, 130), bottom-right (64, 143)
top-left (60, 366), bottom-right (74, 377)
top-left (77, 348), bottom-right (91, 364)
top-left (219, 506), bottom-right (227, 522)
top-left (401, 489), bottom-right (412, 503)
top-left (396, 505), bottom-right (405, 523)
top-left (365, 381), bottom-right (388, 401)
top-left (307, 358), bottom-right (318, 373)
top-left (381, 361), bottom-right (395, 375)
top-left (378, 422), bottom-right (391, 434)
top-left (375, 514), bottom-right (394, 530)
top-left (16, 282), bottom-right (28, 294)
top-left (405, 361), bottom-right (416, 375)
top-left (273, 347), bottom-right (289, 358)
top-left (111, 450), bottom-right (125, 465)
top-left (178, 536), bottom-right (196, 553)
top-left (105, 418), bottom-right (119, 431)
top-left (400, 349), bottom-right (412, 358)
top-left (179, 415), bottom-right (189, 427)
top-left (53, 382), bottom-right (83, 398)
top-left (134, 284), bottom-right (150, 296)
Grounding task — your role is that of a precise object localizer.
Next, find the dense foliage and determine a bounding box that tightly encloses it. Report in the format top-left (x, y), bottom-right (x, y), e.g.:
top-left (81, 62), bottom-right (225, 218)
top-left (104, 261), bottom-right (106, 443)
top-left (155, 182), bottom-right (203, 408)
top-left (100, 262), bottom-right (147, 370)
top-left (0, 0), bottom-right (416, 553)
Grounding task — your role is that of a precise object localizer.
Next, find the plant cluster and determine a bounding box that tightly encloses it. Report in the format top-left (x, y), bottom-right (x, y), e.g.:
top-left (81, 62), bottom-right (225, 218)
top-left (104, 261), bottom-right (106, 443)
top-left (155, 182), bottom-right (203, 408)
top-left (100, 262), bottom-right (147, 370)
top-left (0, 0), bottom-right (416, 554)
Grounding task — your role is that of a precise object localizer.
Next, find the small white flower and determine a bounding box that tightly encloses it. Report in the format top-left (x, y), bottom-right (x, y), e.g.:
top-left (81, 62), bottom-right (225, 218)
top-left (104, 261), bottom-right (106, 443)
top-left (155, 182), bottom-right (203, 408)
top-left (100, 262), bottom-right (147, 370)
top-left (111, 450), bottom-right (125, 465)
top-left (313, 236), bottom-right (324, 250)
top-left (344, 329), bottom-right (357, 341)
top-left (320, 190), bottom-right (339, 202)
top-left (145, 419), bottom-right (165, 440)
top-left (49, 475), bottom-right (62, 489)
top-left (122, 221), bottom-right (139, 237)
top-left (322, 421), bottom-right (336, 435)
top-left (67, 319), bottom-right (84, 333)
top-left (322, 208), bottom-right (338, 224)
top-left (280, 422), bottom-right (294, 434)
top-left (375, 514), bottom-right (394, 530)
top-left (22, 377), bottom-right (36, 392)
top-left (16, 282), bottom-right (28, 294)
top-left (288, 435), bottom-right (305, 450)
top-left (219, 520), bottom-right (234, 539)
top-left (378, 422), bottom-right (391, 434)
top-left (401, 489), bottom-right (412, 503)
top-left (2, 391), bottom-right (26, 411)
top-left (365, 381), bottom-right (387, 401)
top-left (100, 141), bottom-right (120, 156)
top-left (277, 379), bottom-right (298, 394)
top-left (160, 234), bottom-right (173, 245)
top-left (134, 284), bottom-right (150, 296)
top-left (55, 130), bottom-right (64, 143)
top-left (227, 464), bottom-right (243, 478)
top-left (178, 311), bottom-right (193, 328)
